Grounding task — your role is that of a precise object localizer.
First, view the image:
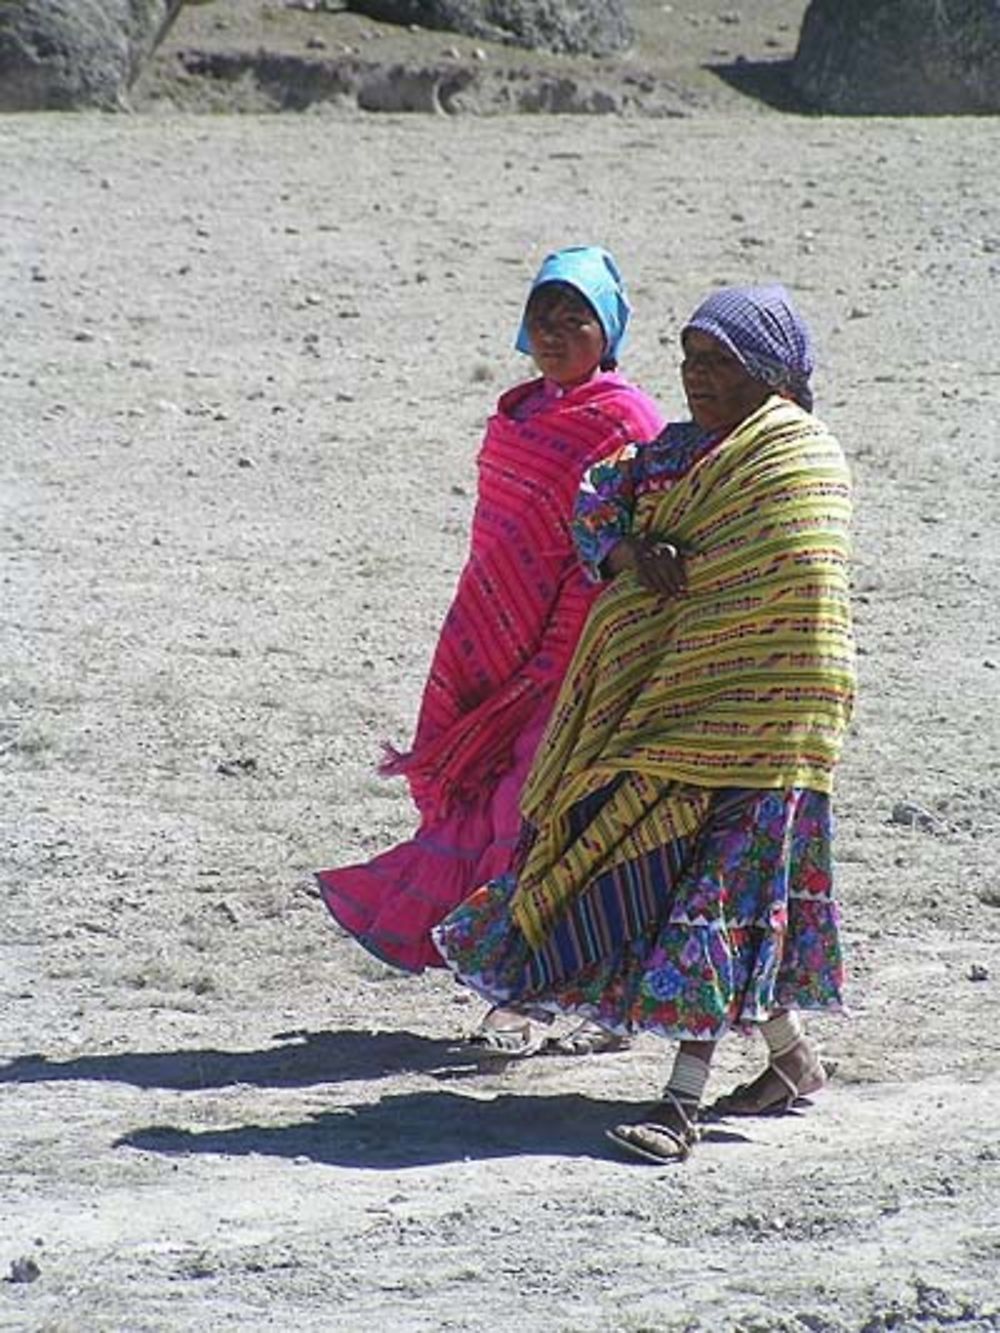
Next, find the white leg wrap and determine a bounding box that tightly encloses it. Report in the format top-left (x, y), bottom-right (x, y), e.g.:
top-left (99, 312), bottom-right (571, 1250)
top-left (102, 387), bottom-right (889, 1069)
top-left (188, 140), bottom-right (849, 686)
top-left (762, 1009), bottom-right (804, 1060)
top-left (665, 1049), bottom-right (710, 1105)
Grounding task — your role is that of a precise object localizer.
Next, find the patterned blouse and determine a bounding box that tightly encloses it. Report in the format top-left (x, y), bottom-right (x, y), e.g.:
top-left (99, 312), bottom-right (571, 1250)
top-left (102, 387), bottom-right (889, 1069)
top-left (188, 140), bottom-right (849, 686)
top-left (570, 420), bottom-right (720, 581)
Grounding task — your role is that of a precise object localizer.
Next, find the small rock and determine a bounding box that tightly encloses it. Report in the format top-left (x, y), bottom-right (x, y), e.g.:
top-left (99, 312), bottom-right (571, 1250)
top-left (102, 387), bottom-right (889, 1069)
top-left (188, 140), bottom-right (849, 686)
top-left (968, 964), bottom-right (989, 982)
top-left (888, 801), bottom-right (947, 834)
top-left (237, 456), bottom-right (255, 469)
top-left (8, 1256), bottom-right (40, 1284)
top-left (216, 757), bottom-right (258, 777)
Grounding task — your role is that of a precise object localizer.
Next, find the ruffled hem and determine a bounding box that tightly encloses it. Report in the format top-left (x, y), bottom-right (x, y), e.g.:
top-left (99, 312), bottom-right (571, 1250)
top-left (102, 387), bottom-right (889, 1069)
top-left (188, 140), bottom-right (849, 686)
top-left (432, 787), bottom-right (846, 1038)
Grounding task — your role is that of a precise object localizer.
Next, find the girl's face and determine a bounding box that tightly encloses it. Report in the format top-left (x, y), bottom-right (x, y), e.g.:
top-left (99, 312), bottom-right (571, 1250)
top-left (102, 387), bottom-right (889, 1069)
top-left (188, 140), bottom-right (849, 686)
top-left (524, 284), bottom-right (606, 388)
top-left (681, 329), bottom-right (771, 433)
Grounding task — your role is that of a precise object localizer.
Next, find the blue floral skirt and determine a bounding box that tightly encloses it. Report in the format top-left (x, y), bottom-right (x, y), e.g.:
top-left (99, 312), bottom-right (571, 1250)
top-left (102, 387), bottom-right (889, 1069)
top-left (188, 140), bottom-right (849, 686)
top-left (432, 782), bottom-right (845, 1042)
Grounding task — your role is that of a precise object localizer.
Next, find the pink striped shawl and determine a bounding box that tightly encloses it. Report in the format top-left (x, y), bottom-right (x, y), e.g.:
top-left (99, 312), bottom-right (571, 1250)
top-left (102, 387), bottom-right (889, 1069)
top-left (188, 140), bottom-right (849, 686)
top-left (382, 372), bottom-right (664, 821)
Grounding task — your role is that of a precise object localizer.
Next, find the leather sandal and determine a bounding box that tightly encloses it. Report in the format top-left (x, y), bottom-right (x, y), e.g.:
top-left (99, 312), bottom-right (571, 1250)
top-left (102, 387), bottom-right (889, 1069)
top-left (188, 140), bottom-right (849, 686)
top-left (606, 1090), bottom-right (701, 1163)
top-left (467, 1006), bottom-right (545, 1058)
top-left (543, 1020), bottom-right (632, 1057)
top-left (708, 1049), bottom-right (831, 1118)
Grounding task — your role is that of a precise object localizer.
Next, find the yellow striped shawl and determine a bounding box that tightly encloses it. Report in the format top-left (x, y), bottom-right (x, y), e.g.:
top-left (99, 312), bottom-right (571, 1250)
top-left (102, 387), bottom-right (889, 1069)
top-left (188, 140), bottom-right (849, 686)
top-left (511, 396), bottom-right (855, 948)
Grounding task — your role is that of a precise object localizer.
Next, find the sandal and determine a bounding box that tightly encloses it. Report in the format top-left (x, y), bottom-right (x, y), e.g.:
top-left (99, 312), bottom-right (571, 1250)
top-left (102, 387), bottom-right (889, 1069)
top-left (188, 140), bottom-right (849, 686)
top-left (606, 1090), bottom-right (701, 1164)
top-left (466, 1006), bottom-right (545, 1058)
top-left (708, 1048), bottom-right (830, 1118)
top-left (543, 1020), bottom-right (632, 1057)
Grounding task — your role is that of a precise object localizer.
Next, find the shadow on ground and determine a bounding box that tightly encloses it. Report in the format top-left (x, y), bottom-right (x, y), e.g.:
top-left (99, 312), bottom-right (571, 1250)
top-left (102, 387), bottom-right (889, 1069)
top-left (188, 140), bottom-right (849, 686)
top-left (0, 1028), bottom-right (486, 1091)
top-left (707, 58), bottom-right (812, 114)
top-left (114, 1089), bottom-right (750, 1168)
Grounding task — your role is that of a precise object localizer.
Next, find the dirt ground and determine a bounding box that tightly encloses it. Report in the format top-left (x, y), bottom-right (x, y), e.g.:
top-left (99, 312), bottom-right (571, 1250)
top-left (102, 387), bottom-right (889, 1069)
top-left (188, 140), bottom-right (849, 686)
top-left (2, 3), bottom-right (1000, 1331)
top-left (132, 0), bottom-right (814, 114)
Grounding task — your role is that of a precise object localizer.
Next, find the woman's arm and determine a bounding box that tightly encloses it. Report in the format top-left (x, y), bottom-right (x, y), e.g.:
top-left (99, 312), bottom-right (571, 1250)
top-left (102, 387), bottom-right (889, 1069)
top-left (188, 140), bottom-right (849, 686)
top-left (574, 444), bottom-right (686, 594)
top-left (572, 442), bottom-right (642, 580)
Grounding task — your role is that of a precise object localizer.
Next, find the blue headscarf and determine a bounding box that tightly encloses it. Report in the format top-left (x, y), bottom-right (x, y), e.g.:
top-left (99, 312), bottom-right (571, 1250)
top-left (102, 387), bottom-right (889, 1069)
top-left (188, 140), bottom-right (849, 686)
top-left (683, 284), bottom-right (815, 411)
top-left (515, 245), bottom-right (632, 364)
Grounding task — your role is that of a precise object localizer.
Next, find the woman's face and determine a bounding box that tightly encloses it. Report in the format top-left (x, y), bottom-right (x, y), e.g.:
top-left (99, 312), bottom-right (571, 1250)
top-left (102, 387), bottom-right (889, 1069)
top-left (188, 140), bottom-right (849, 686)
top-left (681, 329), bottom-right (771, 433)
top-left (524, 284), bottom-right (606, 388)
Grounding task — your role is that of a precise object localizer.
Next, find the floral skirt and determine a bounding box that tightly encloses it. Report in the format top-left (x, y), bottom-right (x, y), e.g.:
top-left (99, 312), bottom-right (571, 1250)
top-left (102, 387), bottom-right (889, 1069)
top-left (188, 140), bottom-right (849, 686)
top-left (432, 781), bottom-right (845, 1041)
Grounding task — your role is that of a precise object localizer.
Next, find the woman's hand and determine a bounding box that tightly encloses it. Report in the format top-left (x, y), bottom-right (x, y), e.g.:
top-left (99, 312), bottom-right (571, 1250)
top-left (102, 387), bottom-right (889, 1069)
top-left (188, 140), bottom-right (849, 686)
top-left (634, 536), bottom-right (687, 596)
top-left (605, 536), bottom-right (687, 596)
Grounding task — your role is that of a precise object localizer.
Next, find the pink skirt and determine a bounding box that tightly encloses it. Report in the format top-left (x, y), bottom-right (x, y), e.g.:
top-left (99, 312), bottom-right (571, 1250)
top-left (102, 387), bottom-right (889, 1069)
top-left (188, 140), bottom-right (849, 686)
top-left (316, 708), bottom-right (549, 972)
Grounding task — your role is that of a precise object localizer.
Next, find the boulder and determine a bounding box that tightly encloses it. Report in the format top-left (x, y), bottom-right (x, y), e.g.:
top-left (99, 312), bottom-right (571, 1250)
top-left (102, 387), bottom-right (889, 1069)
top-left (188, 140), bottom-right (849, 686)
top-left (793, 0), bottom-right (1000, 114)
top-left (0, 0), bottom-right (183, 111)
top-left (344, 0), bottom-right (634, 58)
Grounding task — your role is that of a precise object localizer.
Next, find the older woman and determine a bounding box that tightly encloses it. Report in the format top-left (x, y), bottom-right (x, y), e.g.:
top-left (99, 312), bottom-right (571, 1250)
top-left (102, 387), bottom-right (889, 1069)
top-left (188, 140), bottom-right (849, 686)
top-left (433, 285), bottom-right (855, 1160)
top-left (315, 246), bottom-right (664, 1053)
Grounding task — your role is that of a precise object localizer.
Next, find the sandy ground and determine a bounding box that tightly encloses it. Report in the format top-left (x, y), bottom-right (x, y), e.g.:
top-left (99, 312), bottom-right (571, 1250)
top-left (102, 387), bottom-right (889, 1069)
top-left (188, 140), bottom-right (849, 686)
top-left (3, 39), bottom-right (1000, 1333)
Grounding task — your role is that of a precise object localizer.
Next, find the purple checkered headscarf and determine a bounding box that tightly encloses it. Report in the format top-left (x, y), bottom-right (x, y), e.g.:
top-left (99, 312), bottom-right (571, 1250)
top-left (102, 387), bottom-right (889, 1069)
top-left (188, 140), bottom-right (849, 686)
top-left (683, 284), bottom-right (815, 412)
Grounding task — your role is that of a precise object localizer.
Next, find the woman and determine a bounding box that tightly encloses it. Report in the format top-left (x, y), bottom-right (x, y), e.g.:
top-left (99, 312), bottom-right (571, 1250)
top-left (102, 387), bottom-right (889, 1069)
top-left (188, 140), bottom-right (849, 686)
top-left (316, 246), bottom-right (664, 1053)
top-left (433, 284), bottom-right (856, 1159)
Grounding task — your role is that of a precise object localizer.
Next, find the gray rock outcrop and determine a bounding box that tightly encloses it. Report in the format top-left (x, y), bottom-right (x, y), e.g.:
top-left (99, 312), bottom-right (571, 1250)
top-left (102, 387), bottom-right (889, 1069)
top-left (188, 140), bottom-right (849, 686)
top-left (0, 0), bottom-right (183, 110)
top-left (344, 0), bottom-right (634, 58)
top-left (793, 0), bottom-right (1000, 114)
